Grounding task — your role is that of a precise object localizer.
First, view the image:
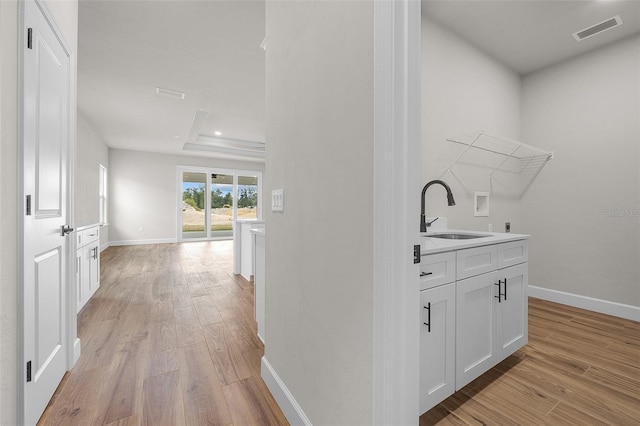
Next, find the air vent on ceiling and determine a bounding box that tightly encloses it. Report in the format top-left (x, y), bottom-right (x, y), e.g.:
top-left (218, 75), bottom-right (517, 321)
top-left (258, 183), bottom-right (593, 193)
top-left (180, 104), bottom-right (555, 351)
top-left (155, 87), bottom-right (186, 99)
top-left (573, 15), bottom-right (623, 42)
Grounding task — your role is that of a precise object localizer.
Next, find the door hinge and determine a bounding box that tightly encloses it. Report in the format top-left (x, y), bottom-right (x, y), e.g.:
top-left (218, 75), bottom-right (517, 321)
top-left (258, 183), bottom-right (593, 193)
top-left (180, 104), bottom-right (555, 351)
top-left (27, 28), bottom-right (33, 49)
top-left (413, 244), bottom-right (421, 264)
top-left (26, 195), bottom-right (31, 215)
top-left (26, 361), bottom-right (32, 382)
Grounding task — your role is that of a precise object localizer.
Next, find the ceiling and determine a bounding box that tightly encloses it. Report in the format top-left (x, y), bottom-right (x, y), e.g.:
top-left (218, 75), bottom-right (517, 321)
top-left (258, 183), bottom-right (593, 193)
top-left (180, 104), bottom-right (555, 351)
top-left (77, 0), bottom-right (265, 162)
top-left (422, 0), bottom-right (640, 75)
top-left (78, 1), bottom-right (639, 162)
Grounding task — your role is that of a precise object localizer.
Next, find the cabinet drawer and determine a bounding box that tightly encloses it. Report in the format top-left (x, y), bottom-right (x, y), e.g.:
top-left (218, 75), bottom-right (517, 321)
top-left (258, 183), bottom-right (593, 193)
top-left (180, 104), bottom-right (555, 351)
top-left (420, 252), bottom-right (456, 290)
top-left (78, 226), bottom-right (100, 248)
top-left (456, 245), bottom-right (498, 280)
top-left (498, 240), bottom-right (528, 269)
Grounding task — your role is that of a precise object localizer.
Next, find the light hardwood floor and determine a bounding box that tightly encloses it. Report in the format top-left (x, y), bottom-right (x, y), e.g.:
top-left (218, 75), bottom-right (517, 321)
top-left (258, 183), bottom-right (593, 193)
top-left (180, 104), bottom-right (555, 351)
top-left (39, 241), bottom-right (288, 426)
top-left (421, 298), bottom-right (640, 425)
top-left (40, 242), bottom-right (639, 425)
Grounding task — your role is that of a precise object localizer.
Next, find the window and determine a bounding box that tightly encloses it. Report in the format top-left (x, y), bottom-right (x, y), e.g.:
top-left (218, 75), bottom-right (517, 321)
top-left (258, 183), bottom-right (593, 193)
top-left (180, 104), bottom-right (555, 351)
top-left (99, 164), bottom-right (107, 224)
top-left (178, 167), bottom-right (262, 241)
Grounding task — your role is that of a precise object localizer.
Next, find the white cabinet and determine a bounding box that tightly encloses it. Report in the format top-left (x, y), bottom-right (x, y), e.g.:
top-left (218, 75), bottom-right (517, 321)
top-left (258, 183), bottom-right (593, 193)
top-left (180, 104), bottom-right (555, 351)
top-left (76, 225), bottom-right (100, 312)
top-left (419, 238), bottom-right (528, 414)
top-left (455, 270), bottom-right (498, 389)
top-left (419, 282), bottom-right (455, 414)
top-left (496, 262), bottom-right (528, 362)
top-left (253, 231), bottom-right (266, 344)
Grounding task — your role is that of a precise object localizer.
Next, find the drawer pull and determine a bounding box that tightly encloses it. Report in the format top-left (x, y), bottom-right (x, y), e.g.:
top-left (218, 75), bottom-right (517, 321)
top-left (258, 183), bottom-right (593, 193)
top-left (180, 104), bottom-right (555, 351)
top-left (420, 272), bottom-right (433, 277)
top-left (423, 303), bottom-right (431, 332)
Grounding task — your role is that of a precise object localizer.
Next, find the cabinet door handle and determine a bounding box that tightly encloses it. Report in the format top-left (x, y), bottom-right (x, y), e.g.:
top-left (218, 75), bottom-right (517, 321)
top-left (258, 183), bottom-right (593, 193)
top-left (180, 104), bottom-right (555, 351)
top-left (423, 302), bottom-right (431, 332)
top-left (494, 279), bottom-right (506, 303)
top-left (503, 278), bottom-right (507, 301)
top-left (420, 272), bottom-right (433, 277)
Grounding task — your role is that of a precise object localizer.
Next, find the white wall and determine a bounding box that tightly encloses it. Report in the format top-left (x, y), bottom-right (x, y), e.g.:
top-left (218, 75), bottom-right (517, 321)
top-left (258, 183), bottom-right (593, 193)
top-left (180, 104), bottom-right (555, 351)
top-left (0, 1), bottom-right (78, 423)
top-left (521, 35), bottom-right (640, 307)
top-left (422, 17), bottom-right (522, 232)
top-left (109, 149), bottom-right (264, 244)
top-left (76, 113), bottom-right (109, 246)
top-left (264, 1), bottom-right (374, 424)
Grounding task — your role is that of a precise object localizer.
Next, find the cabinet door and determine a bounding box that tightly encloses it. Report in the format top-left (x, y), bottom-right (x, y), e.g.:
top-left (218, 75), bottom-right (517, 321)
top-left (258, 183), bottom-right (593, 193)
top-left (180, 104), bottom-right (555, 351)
top-left (456, 271), bottom-right (498, 390)
top-left (76, 253), bottom-right (83, 311)
top-left (420, 283), bottom-right (455, 414)
top-left (88, 243), bottom-right (100, 296)
top-left (496, 263), bottom-right (528, 362)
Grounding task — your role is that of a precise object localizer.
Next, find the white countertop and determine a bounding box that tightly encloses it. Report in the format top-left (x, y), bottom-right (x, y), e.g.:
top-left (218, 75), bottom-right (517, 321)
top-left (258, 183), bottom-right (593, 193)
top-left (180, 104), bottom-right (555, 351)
top-left (420, 229), bottom-right (528, 256)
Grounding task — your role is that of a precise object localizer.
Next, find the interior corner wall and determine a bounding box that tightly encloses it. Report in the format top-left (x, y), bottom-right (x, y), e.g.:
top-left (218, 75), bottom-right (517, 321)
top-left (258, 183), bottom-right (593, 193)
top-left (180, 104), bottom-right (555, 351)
top-left (264, 1), bottom-right (374, 424)
top-left (108, 149), bottom-right (264, 245)
top-left (76, 113), bottom-right (109, 246)
top-left (421, 17), bottom-right (522, 232)
top-left (521, 35), bottom-right (640, 307)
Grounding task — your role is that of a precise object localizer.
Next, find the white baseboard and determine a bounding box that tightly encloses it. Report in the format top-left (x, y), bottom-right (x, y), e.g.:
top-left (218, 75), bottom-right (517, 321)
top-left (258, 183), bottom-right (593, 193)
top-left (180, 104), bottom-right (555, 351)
top-left (100, 242), bottom-right (110, 252)
top-left (109, 238), bottom-right (177, 246)
top-left (73, 337), bottom-right (81, 365)
top-left (529, 285), bottom-right (640, 322)
top-left (261, 356), bottom-right (312, 426)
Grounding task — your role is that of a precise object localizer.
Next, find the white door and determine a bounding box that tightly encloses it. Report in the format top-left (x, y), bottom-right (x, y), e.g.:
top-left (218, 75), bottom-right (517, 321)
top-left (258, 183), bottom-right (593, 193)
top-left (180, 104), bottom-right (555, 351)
top-left (23, 1), bottom-right (72, 424)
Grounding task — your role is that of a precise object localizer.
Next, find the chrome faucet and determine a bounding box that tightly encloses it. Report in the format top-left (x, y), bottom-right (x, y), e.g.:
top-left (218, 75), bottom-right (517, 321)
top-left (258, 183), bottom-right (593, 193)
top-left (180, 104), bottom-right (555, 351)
top-left (420, 179), bottom-right (456, 232)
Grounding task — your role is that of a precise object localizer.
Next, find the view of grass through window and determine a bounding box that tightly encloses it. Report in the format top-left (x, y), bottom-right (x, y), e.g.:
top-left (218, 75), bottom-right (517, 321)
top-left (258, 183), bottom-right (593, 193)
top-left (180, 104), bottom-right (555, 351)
top-left (181, 171), bottom-right (258, 239)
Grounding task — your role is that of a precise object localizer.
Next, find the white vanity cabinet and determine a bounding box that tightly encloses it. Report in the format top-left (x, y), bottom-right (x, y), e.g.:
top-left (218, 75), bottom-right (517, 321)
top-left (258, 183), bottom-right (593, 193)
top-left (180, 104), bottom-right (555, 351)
top-left (419, 281), bottom-right (456, 414)
top-left (76, 225), bottom-right (101, 312)
top-left (420, 238), bottom-right (528, 414)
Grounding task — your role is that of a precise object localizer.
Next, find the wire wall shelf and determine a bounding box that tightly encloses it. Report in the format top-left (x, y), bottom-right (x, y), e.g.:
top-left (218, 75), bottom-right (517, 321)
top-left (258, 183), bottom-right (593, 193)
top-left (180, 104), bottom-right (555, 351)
top-left (440, 130), bottom-right (554, 197)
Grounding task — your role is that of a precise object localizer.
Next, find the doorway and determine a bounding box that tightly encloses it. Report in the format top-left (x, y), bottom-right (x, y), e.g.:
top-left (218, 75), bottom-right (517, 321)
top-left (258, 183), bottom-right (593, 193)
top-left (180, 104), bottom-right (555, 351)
top-left (178, 167), bottom-right (262, 242)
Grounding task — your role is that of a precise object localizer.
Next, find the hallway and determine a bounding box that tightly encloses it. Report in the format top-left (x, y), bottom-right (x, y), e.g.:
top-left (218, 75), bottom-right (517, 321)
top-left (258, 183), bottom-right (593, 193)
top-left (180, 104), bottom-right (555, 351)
top-left (39, 241), bottom-right (287, 425)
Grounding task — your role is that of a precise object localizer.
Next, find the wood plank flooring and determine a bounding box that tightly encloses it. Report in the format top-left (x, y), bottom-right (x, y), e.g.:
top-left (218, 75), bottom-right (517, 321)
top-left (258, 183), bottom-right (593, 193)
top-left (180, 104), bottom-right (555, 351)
top-left (39, 241), bottom-right (640, 425)
top-left (39, 241), bottom-right (288, 426)
top-left (421, 298), bottom-right (640, 425)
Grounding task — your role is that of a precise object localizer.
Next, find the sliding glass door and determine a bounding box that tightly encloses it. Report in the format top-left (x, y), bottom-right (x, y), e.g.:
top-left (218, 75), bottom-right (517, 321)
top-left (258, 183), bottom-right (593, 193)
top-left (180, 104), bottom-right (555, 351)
top-left (210, 173), bottom-right (234, 238)
top-left (181, 171), bottom-right (207, 239)
top-left (179, 167), bottom-right (262, 241)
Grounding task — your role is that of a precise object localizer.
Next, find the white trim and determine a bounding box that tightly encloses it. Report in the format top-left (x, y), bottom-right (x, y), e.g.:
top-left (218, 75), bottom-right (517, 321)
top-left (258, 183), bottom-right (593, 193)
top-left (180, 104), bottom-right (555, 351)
top-left (261, 357), bottom-right (312, 426)
top-left (110, 238), bottom-right (177, 246)
top-left (372, 0), bottom-right (421, 424)
top-left (73, 338), bottom-right (81, 365)
top-left (529, 285), bottom-right (640, 322)
top-left (100, 242), bottom-right (110, 252)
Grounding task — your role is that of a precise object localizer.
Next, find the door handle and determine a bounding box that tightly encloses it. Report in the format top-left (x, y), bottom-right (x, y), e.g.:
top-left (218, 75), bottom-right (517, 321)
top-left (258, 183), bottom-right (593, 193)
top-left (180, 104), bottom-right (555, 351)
top-left (61, 225), bottom-right (74, 236)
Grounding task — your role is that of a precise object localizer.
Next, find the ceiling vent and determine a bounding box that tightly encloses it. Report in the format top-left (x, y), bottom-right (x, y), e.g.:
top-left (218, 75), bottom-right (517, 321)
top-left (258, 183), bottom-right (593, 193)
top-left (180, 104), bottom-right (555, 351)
top-left (573, 15), bottom-right (623, 42)
top-left (155, 87), bottom-right (186, 99)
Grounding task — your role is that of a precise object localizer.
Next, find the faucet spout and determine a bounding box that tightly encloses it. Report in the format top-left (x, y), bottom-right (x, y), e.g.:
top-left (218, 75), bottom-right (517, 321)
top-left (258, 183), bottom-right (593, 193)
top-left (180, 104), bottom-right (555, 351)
top-left (421, 179), bottom-right (456, 232)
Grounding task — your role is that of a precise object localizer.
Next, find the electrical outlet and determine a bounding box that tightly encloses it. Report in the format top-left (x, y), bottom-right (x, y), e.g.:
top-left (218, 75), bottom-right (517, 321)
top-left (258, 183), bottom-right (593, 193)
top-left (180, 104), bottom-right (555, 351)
top-left (488, 224), bottom-right (493, 232)
top-left (505, 222), bottom-right (511, 233)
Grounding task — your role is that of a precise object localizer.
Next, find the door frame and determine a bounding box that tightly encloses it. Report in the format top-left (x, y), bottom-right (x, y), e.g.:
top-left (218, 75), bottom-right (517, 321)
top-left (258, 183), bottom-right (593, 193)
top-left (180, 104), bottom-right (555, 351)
top-left (18, 0), bottom-right (78, 423)
top-left (372, 0), bottom-right (421, 423)
top-left (176, 165), bottom-right (263, 242)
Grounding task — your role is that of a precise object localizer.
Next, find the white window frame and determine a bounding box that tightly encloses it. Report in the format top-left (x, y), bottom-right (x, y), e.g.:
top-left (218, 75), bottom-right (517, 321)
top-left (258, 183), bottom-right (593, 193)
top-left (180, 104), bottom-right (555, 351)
top-left (99, 164), bottom-right (107, 225)
top-left (176, 166), bottom-right (263, 242)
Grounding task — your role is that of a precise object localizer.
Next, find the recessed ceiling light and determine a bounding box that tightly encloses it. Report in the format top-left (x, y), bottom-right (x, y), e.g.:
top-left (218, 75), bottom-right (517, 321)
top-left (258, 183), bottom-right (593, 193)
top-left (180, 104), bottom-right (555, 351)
top-left (214, 131), bottom-right (222, 136)
top-left (155, 87), bottom-right (186, 99)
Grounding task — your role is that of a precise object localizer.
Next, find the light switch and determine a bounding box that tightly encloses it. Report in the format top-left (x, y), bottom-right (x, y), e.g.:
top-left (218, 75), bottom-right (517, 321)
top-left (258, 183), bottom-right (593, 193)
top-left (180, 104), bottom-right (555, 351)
top-left (272, 189), bottom-right (284, 212)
